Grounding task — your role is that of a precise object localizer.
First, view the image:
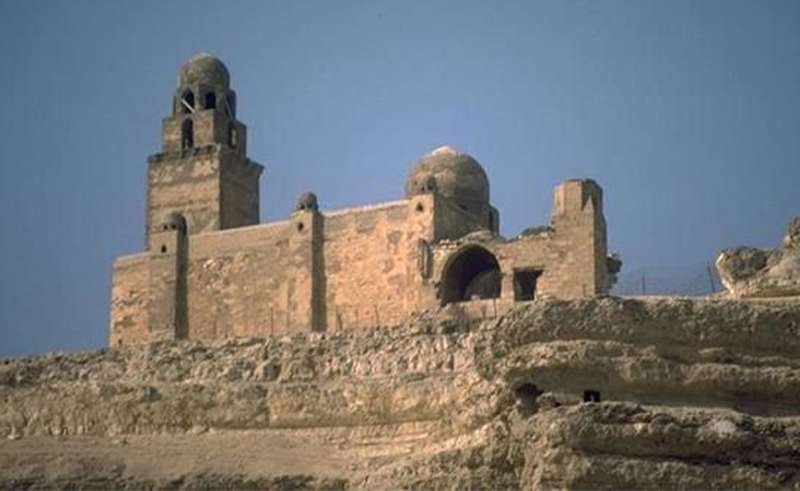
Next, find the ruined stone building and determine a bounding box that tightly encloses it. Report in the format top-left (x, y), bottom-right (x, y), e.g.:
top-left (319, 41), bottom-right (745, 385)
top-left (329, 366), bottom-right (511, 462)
top-left (110, 54), bottom-right (620, 346)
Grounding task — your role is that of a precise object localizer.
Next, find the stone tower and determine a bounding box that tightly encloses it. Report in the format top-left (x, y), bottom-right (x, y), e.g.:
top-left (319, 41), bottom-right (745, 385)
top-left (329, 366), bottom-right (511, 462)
top-left (145, 53), bottom-right (263, 247)
top-left (551, 178), bottom-right (610, 296)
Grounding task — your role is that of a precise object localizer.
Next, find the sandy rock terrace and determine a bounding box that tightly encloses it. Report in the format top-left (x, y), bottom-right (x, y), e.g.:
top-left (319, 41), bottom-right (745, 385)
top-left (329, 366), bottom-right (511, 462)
top-left (2, 296), bottom-right (800, 489)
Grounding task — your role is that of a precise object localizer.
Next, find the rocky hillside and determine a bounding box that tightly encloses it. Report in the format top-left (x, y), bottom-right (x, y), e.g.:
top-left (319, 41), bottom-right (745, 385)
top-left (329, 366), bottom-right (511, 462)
top-left (2, 296), bottom-right (800, 489)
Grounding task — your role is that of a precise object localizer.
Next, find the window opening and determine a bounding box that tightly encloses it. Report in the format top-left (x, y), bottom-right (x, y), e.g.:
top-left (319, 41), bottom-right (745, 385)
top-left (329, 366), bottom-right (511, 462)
top-left (227, 123), bottom-right (237, 148)
top-left (180, 90), bottom-right (195, 114)
top-left (204, 92), bottom-right (216, 109)
top-left (514, 269), bottom-right (542, 301)
top-left (181, 119), bottom-right (194, 149)
top-left (583, 390), bottom-right (601, 403)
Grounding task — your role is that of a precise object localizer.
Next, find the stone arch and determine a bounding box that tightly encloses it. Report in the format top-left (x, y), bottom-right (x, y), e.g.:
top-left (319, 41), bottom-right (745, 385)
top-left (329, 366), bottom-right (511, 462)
top-left (440, 245), bottom-right (501, 305)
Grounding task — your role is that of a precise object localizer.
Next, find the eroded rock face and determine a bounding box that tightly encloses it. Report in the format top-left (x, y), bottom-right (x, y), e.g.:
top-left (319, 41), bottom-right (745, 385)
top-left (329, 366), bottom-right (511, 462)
top-left (785, 216), bottom-right (800, 248)
top-left (717, 216), bottom-right (800, 298)
top-left (2, 296), bottom-right (800, 489)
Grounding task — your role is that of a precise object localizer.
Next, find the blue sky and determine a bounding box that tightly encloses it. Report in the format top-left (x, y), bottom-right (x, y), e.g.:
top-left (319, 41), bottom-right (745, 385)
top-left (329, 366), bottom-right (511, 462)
top-left (0, 0), bottom-right (798, 357)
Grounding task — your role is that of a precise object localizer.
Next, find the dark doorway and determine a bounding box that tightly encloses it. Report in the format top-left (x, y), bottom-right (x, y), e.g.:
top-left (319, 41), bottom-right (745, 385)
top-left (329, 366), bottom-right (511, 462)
top-left (181, 119), bottom-right (194, 149)
top-left (440, 246), bottom-right (501, 304)
top-left (514, 269), bottom-right (542, 301)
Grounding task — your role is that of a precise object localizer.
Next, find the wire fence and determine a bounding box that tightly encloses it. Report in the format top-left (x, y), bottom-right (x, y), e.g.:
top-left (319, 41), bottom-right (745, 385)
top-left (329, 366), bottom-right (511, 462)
top-left (612, 261), bottom-right (723, 297)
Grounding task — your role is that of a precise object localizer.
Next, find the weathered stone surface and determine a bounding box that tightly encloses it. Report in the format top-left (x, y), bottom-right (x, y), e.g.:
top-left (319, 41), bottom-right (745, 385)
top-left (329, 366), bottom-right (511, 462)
top-left (717, 216), bottom-right (800, 298)
top-left (3, 296), bottom-right (800, 489)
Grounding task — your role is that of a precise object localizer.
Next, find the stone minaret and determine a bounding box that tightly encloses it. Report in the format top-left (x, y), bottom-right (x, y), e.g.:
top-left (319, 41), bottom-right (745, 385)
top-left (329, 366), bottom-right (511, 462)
top-left (145, 53), bottom-right (263, 247)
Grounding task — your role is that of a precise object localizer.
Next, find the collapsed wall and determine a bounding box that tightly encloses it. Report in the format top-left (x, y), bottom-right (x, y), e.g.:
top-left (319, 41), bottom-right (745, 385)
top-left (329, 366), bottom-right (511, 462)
top-left (2, 296), bottom-right (800, 489)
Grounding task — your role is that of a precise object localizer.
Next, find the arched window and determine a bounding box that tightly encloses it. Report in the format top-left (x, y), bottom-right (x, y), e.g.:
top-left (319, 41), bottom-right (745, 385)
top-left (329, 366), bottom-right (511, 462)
top-left (227, 123), bottom-right (237, 148)
top-left (181, 118), bottom-right (194, 150)
top-left (181, 90), bottom-right (195, 114)
top-left (204, 92), bottom-right (216, 110)
top-left (228, 92), bottom-right (236, 118)
top-left (440, 245), bottom-right (501, 304)
top-left (223, 93), bottom-right (236, 118)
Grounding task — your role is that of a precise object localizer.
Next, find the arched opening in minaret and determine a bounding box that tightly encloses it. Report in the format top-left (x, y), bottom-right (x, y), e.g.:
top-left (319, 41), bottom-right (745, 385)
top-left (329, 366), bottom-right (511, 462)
top-left (181, 119), bottom-right (194, 149)
top-left (227, 123), bottom-right (237, 148)
top-left (204, 92), bottom-right (216, 110)
top-left (224, 93), bottom-right (236, 117)
top-left (181, 90), bottom-right (195, 114)
top-left (440, 245), bottom-right (501, 305)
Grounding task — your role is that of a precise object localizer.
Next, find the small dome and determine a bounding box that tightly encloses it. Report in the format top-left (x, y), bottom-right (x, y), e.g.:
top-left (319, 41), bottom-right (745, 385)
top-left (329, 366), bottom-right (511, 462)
top-left (406, 145), bottom-right (490, 212)
top-left (160, 212), bottom-right (187, 232)
top-left (295, 191), bottom-right (319, 212)
top-left (179, 53), bottom-right (230, 87)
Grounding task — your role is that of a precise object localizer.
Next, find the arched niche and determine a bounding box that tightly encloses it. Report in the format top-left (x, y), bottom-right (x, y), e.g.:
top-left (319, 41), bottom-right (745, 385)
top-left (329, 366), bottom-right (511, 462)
top-left (439, 245), bottom-right (502, 305)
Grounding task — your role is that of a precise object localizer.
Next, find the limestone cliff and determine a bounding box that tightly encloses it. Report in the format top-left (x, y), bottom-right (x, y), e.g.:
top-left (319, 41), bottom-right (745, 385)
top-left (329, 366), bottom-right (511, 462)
top-left (717, 216), bottom-right (800, 298)
top-left (2, 297), bottom-right (800, 489)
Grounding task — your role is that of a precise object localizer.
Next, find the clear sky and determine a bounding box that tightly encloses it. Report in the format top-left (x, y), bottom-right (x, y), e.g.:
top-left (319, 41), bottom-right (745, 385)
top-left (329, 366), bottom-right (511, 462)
top-left (0, 0), bottom-right (798, 357)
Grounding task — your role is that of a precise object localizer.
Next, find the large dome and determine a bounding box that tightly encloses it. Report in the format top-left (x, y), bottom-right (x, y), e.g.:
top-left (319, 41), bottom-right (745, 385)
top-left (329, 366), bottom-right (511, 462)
top-left (406, 146), bottom-right (490, 212)
top-left (179, 53), bottom-right (230, 87)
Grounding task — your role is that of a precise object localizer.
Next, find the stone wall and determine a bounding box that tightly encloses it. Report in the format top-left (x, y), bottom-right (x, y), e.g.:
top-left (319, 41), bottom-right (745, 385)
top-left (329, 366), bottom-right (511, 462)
top-left (427, 179), bottom-right (608, 308)
top-left (322, 202), bottom-right (413, 331)
top-left (146, 147), bottom-right (222, 240)
top-left (186, 219), bottom-right (314, 340)
top-left (218, 149), bottom-right (261, 230)
top-left (494, 231), bottom-right (564, 298)
top-left (109, 254), bottom-right (150, 346)
top-left (113, 177), bottom-right (614, 345)
top-left (146, 145), bottom-right (261, 245)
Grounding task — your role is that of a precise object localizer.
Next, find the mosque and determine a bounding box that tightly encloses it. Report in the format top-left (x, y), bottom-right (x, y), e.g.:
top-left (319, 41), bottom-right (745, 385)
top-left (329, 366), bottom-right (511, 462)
top-left (110, 53), bottom-right (620, 345)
